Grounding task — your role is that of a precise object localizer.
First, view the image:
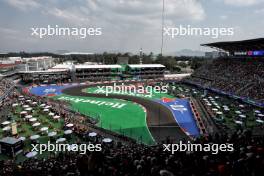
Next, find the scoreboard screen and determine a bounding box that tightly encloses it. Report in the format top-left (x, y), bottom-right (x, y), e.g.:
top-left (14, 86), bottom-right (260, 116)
top-left (253, 50), bottom-right (264, 56)
top-left (234, 50), bottom-right (264, 56)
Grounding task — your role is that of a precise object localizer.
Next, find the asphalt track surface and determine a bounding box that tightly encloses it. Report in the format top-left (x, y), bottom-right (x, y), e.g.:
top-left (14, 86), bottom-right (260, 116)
top-left (62, 83), bottom-right (188, 143)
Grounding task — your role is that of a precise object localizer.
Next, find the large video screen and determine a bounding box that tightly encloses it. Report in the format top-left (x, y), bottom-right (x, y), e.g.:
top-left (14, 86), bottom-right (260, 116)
top-left (234, 50), bottom-right (264, 56)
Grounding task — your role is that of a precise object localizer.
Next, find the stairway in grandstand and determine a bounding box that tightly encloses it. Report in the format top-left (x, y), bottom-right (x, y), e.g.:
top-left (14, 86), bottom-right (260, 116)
top-left (236, 82), bottom-right (254, 95)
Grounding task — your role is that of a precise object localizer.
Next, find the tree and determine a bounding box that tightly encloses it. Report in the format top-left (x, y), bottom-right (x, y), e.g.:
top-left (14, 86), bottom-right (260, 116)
top-left (178, 62), bottom-right (188, 68)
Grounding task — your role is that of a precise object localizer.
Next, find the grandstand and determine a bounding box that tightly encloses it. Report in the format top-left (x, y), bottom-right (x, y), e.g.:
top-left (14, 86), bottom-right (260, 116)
top-left (19, 63), bottom-right (167, 82)
top-left (22, 56), bottom-right (55, 71)
top-left (0, 57), bottom-right (22, 78)
top-left (19, 69), bottom-right (70, 83)
top-left (36, 63), bottom-right (123, 82)
top-left (126, 64), bottom-right (165, 79)
top-left (74, 64), bottom-right (122, 81)
top-left (186, 38), bottom-right (264, 107)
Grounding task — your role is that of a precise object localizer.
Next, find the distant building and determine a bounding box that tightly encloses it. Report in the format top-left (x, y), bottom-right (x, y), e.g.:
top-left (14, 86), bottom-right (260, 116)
top-left (126, 64), bottom-right (165, 79)
top-left (19, 63), bottom-right (167, 83)
top-left (0, 57), bottom-right (22, 77)
top-left (74, 64), bottom-right (122, 81)
top-left (22, 56), bottom-right (55, 71)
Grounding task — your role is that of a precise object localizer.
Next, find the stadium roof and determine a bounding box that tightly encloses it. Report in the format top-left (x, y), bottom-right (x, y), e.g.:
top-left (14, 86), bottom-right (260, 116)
top-left (53, 63), bottom-right (123, 70)
top-left (19, 69), bottom-right (68, 73)
top-left (201, 38), bottom-right (264, 52)
top-left (128, 64), bottom-right (165, 68)
top-left (75, 65), bottom-right (121, 69)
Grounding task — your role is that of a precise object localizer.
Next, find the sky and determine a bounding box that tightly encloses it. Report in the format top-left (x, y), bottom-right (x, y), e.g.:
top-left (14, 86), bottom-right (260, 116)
top-left (0, 0), bottom-right (263, 54)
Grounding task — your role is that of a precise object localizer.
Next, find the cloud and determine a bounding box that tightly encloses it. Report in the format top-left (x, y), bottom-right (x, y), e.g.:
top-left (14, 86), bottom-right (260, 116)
top-left (43, 8), bottom-right (91, 26)
top-left (0, 27), bottom-right (39, 46)
top-left (220, 15), bottom-right (228, 20)
top-left (255, 8), bottom-right (264, 13)
top-left (0, 27), bottom-right (17, 34)
top-left (43, 0), bottom-right (205, 28)
top-left (4, 0), bottom-right (40, 11)
top-left (224, 0), bottom-right (264, 6)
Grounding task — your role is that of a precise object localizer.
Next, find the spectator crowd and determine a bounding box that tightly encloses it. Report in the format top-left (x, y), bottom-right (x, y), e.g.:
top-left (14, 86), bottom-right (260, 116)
top-left (0, 78), bottom-right (14, 98)
top-left (0, 75), bottom-right (263, 176)
top-left (0, 129), bottom-right (263, 176)
top-left (186, 58), bottom-right (264, 103)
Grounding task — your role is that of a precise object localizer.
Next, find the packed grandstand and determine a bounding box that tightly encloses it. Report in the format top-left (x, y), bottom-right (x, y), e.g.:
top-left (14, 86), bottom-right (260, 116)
top-left (187, 38), bottom-right (264, 106)
top-left (0, 38), bottom-right (263, 176)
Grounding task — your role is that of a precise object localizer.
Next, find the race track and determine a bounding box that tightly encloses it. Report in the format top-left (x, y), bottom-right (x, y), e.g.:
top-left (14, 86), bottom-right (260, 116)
top-left (62, 83), bottom-right (188, 143)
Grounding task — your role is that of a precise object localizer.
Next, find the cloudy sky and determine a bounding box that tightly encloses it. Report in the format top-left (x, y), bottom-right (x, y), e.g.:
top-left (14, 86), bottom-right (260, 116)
top-left (0, 0), bottom-right (263, 54)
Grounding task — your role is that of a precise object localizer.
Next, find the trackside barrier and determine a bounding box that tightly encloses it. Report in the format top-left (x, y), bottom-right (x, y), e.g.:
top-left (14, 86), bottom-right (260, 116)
top-left (189, 97), bottom-right (208, 137)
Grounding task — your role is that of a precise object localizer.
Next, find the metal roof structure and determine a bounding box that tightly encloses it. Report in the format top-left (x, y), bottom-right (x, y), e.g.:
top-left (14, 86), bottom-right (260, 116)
top-left (52, 64), bottom-right (72, 69)
top-left (128, 64), bottom-right (165, 68)
top-left (19, 69), bottom-right (68, 74)
top-left (201, 38), bottom-right (264, 52)
top-left (75, 64), bottom-right (121, 69)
